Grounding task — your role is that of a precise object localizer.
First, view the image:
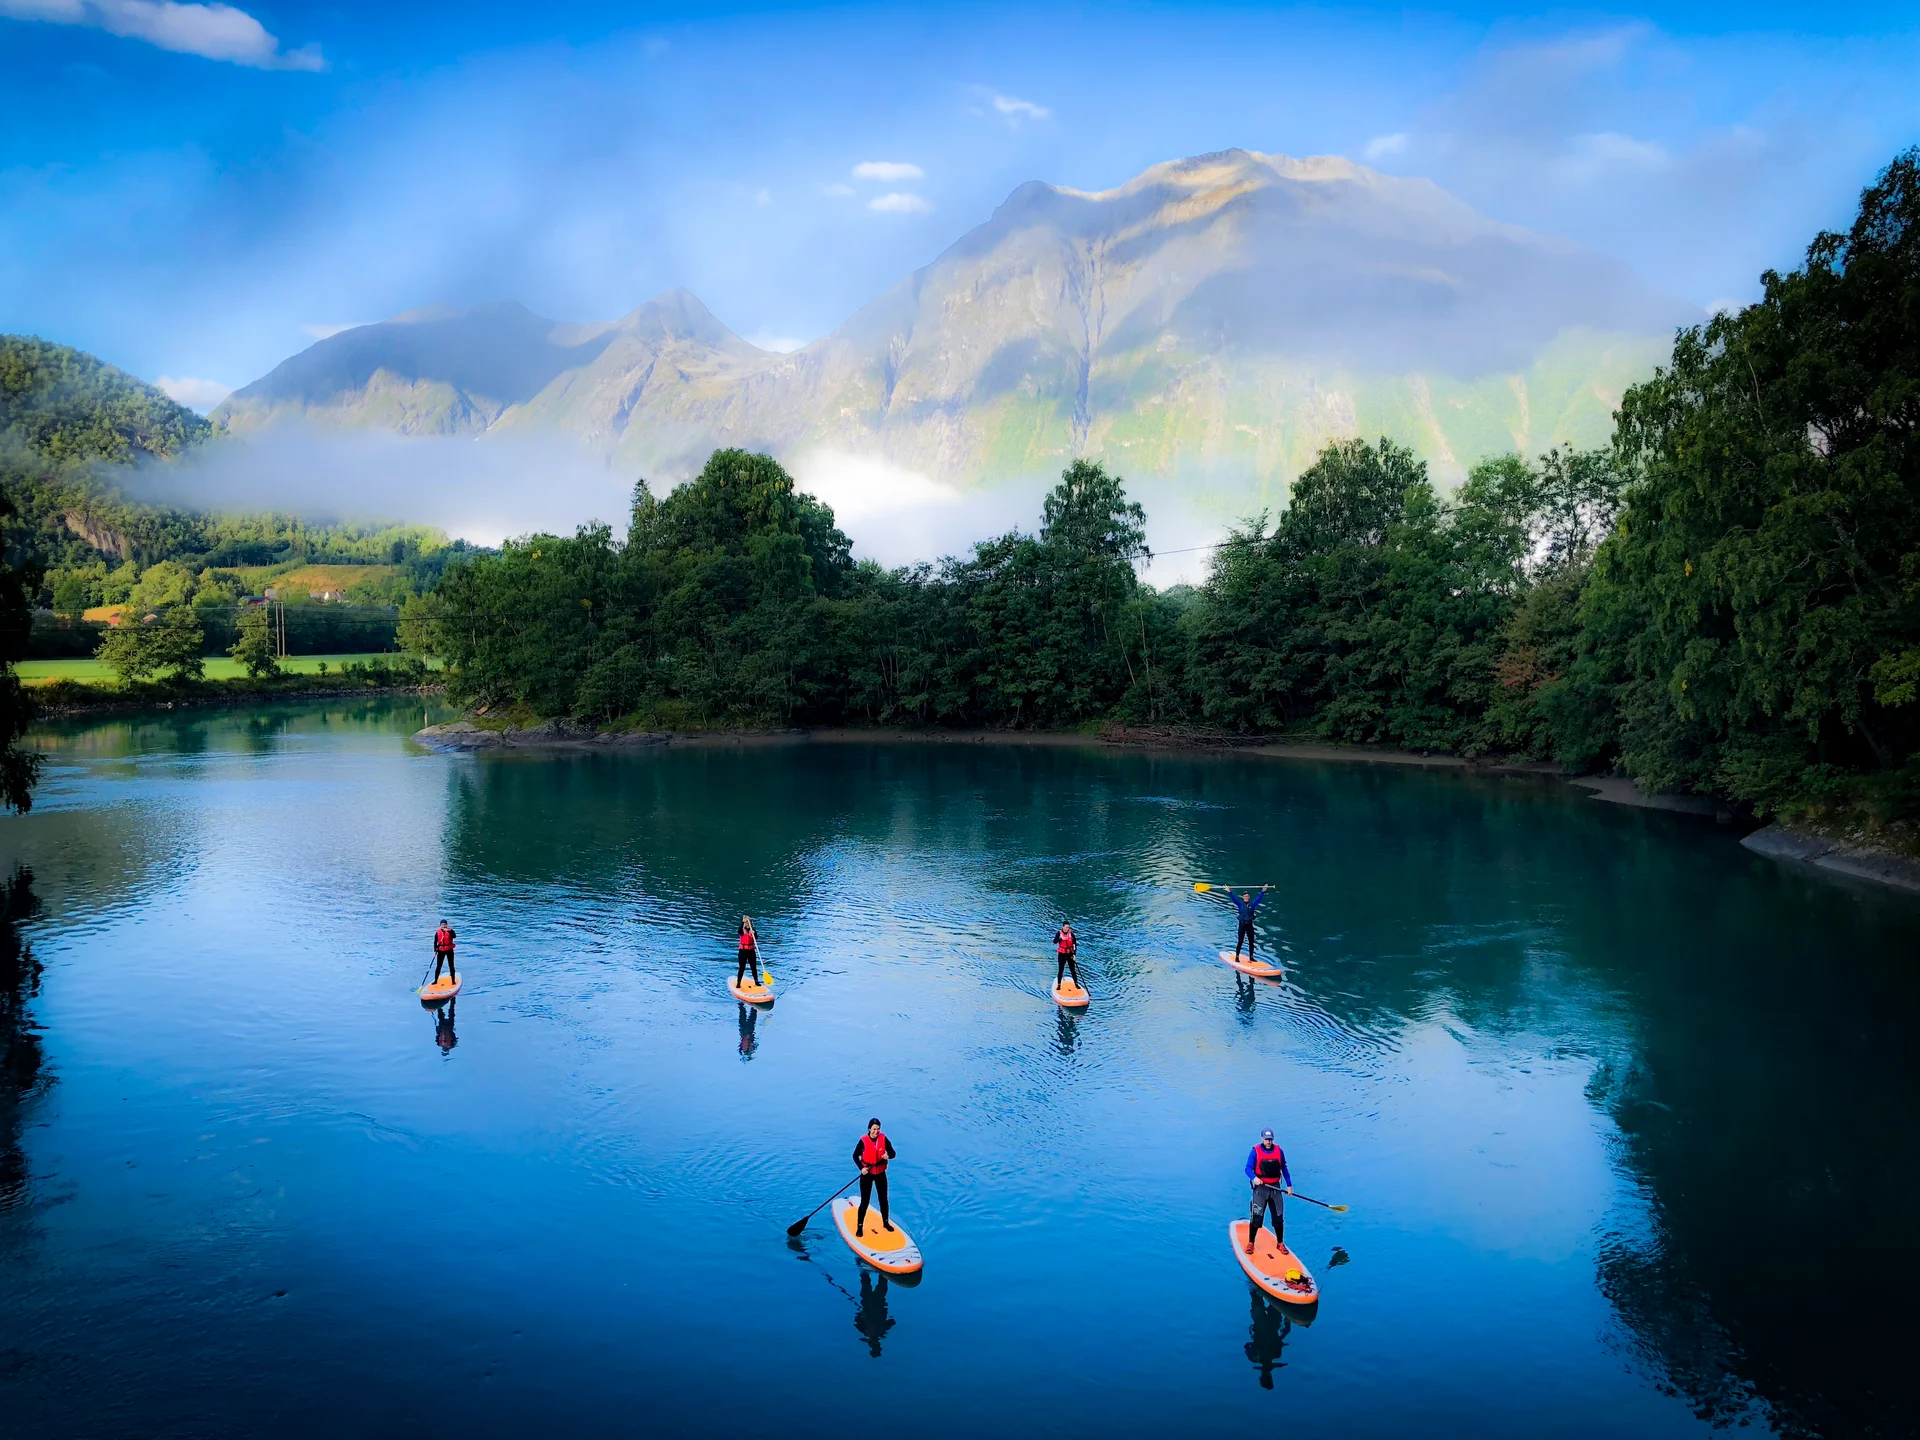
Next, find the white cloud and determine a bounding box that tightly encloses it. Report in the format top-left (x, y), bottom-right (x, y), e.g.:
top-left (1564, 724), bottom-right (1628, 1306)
top-left (1364, 133), bottom-right (1409, 161)
top-left (867, 192), bottom-right (931, 214)
top-left (991, 93), bottom-right (1051, 122)
top-left (819, 182), bottom-right (856, 198)
top-left (0, 0), bottom-right (325, 70)
top-left (852, 161), bottom-right (924, 182)
top-left (153, 374), bottom-right (231, 412)
top-left (747, 331), bottom-right (808, 353)
top-left (299, 321), bottom-right (369, 340)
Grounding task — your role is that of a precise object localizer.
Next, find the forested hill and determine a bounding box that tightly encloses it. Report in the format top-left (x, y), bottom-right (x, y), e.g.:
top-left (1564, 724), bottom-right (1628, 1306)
top-left (0, 336), bottom-right (210, 463)
top-left (0, 336), bottom-right (460, 614)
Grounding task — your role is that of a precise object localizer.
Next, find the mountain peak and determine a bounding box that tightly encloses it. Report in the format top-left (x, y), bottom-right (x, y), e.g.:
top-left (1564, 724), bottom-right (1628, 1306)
top-left (217, 146), bottom-right (1693, 495)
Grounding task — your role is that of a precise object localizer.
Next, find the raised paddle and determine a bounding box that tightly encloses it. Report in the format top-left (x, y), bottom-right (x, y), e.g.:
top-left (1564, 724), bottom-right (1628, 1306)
top-left (1193, 882), bottom-right (1272, 893)
top-left (1286, 1190), bottom-right (1350, 1213)
top-left (786, 1176), bottom-right (858, 1236)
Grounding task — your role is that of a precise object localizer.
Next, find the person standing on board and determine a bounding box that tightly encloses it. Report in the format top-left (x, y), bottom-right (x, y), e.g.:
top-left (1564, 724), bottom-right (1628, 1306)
top-left (1054, 922), bottom-right (1081, 990)
top-left (735, 916), bottom-right (763, 990)
top-left (432, 920), bottom-right (457, 985)
top-left (1229, 885), bottom-right (1270, 962)
top-left (853, 1117), bottom-right (897, 1238)
top-left (1243, 1127), bottom-right (1292, 1254)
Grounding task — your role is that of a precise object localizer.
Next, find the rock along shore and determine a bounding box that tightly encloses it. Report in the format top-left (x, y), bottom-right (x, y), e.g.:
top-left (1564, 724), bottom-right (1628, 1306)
top-left (1740, 823), bottom-right (1920, 895)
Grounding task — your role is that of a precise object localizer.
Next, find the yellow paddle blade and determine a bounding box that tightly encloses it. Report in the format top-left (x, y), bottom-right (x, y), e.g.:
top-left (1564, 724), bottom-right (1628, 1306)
top-left (1194, 882), bottom-right (1210, 893)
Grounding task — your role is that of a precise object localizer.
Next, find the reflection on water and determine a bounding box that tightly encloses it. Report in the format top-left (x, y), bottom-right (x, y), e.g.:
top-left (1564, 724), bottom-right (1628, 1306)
top-left (0, 703), bottom-right (1915, 1436)
top-left (1244, 1285), bottom-right (1311, 1389)
top-left (0, 866), bottom-right (43, 1213)
top-left (854, 1269), bottom-right (897, 1358)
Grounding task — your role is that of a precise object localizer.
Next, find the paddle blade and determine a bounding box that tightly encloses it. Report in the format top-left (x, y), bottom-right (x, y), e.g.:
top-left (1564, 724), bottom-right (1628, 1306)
top-left (1331, 1204), bottom-right (1350, 1212)
top-left (785, 1219), bottom-right (808, 1236)
top-left (1193, 882), bottom-right (1210, 893)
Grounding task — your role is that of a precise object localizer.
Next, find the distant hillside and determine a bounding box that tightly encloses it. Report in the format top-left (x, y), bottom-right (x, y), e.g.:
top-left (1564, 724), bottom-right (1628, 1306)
top-left (217, 149), bottom-right (1696, 506)
top-left (0, 337), bottom-right (459, 622)
top-left (1, 335), bottom-right (211, 463)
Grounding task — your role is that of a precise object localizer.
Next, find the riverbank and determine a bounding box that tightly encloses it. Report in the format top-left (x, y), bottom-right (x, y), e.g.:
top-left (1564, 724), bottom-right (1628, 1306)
top-left (411, 717), bottom-right (1561, 774)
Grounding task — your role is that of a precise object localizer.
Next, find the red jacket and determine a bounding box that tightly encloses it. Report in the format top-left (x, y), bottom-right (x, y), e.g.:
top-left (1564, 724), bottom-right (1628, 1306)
top-left (434, 926), bottom-right (455, 953)
top-left (855, 1133), bottom-right (895, 1174)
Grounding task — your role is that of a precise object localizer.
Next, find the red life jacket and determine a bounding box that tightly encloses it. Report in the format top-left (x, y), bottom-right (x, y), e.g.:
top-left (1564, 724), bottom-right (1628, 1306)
top-left (858, 1133), bottom-right (890, 1173)
top-left (1057, 929), bottom-right (1075, 954)
top-left (435, 927), bottom-right (453, 952)
top-left (738, 928), bottom-right (755, 951)
top-left (1253, 1143), bottom-right (1287, 1184)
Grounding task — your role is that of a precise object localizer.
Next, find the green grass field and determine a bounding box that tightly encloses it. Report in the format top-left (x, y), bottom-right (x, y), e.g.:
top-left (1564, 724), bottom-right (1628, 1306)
top-left (16, 654), bottom-right (438, 686)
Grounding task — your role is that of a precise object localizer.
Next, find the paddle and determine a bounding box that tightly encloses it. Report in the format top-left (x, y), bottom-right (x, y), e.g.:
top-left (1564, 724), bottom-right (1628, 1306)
top-left (786, 1176), bottom-right (858, 1236)
top-left (1193, 882), bottom-right (1272, 893)
top-left (1287, 1190), bottom-right (1349, 1213)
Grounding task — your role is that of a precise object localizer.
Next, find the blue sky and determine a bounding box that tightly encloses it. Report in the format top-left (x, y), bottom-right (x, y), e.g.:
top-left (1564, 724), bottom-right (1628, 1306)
top-left (2, 0), bottom-right (1917, 408)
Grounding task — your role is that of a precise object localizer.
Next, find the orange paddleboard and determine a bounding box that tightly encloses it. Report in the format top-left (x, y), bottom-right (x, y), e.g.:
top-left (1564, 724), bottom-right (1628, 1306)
top-left (419, 975), bottom-right (461, 1003)
top-left (832, 1196), bottom-right (923, 1274)
top-left (1230, 1220), bottom-right (1319, 1304)
top-left (1219, 950), bottom-right (1283, 979)
top-left (1052, 978), bottom-right (1090, 1008)
top-left (728, 973), bottom-right (774, 1004)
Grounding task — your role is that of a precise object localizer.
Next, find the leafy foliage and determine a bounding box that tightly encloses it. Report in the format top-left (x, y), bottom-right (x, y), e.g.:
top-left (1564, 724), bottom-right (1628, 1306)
top-left (1533, 147), bottom-right (1920, 823)
top-left (96, 610), bottom-right (206, 684)
top-left (0, 336), bottom-right (210, 463)
top-left (0, 485), bottom-right (42, 812)
top-left (424, 450), bottom-right (1172, 729)
top-left (228, 607), bottom-right (279, 679)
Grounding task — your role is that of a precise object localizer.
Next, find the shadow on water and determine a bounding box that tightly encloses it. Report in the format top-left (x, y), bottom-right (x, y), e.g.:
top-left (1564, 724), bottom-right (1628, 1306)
top-left (432, 997), bottom-right (458, 1056)
top-left (737, 1000), bottom-right (759, 1061)
top-left (0, 866), bottom-right (43, 1214)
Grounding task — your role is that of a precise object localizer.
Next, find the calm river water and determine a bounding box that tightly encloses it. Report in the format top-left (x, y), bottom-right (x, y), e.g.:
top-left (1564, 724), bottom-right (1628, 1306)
top-left (1, 701), bottom-right (1915, 1438)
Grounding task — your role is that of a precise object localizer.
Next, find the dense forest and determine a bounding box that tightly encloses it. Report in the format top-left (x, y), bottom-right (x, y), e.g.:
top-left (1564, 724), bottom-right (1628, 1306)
top-left (407, 149), bottom-right (1920, 837)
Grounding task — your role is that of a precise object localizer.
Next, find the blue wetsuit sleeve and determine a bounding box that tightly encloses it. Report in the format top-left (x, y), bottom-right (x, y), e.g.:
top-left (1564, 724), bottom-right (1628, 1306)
top-left (1281, 1151), bottom-right (1292, 1187)
top-left (1244, 1147), bottom-right (1258, 1181)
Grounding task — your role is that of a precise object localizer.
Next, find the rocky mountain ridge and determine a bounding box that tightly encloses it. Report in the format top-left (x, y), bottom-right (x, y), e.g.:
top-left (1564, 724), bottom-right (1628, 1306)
top-left (215, 149), bottom-right (1696, 505)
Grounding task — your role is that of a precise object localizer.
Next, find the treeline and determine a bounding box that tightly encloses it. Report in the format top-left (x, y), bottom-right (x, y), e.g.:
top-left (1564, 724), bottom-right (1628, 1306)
top-left (409, 149), bottom-right (1920, 833)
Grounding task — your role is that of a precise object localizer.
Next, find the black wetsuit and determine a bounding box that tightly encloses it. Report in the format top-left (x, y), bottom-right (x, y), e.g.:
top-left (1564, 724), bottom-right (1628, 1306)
top-left (1230, 893), bottom-right (1262, 959)
top-left (853, 1134), bottom-right (897, 1232)
top-left (735, 933), bottom-right (762, 985)
top-left (433, 928), bottom-right (457, 982)
top-left (1055, 929), bottom-right (1080, 986)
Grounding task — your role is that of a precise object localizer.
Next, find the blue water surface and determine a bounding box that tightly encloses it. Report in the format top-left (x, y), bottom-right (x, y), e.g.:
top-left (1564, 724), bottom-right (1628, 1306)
top-left (2, 701), bottom-right (1915, 1438)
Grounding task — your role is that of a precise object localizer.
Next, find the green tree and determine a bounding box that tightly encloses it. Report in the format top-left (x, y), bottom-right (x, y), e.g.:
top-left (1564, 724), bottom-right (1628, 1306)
top-left (96, 622), bottom-right (160, 683)
top-left (50, 572), bottom-right (89, 619)
top-left (151, 609), bottom-right (206, 680)
top-left (0, 486), bottom-right (42, 812)
top-left (1570, 147), bottom-right (1920, 819)
top-left (96, 609), bottom-right (205, 684)
top-left (228, 606), bottom-right (280, 678)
